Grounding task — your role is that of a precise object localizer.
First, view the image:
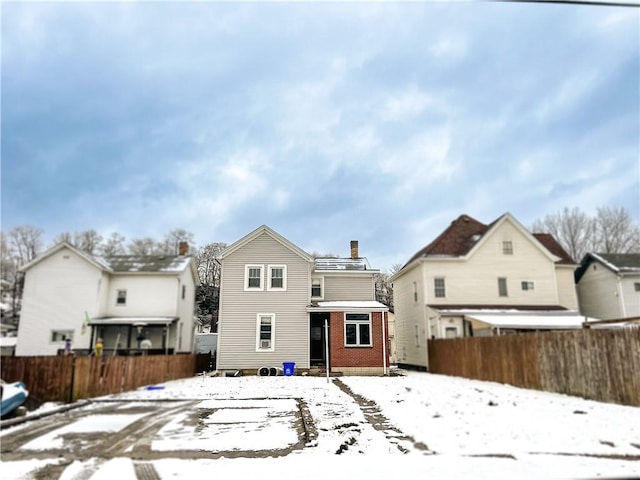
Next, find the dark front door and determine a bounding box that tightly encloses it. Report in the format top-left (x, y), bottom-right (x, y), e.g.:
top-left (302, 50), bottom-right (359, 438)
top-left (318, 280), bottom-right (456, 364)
top-left (310, 313), bottom-right (330, 366)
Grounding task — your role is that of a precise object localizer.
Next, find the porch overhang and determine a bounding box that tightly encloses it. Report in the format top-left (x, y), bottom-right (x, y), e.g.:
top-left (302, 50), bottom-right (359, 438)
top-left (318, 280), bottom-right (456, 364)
top-left (89, 316), bottom-right (179, 326)
top-left (306, 301), bottom-right (389, 313)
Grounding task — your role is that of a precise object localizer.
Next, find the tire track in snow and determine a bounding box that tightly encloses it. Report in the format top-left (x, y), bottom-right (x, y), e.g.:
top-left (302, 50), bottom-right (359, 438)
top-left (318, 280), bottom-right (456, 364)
top-left (333, 378), bottom-right (431, 454)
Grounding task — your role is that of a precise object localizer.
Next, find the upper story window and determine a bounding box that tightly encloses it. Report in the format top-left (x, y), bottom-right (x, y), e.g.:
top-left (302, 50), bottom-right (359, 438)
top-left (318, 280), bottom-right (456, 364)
top-left (498, 277), bottom-right (508, 297)
top-left (267, 265), bottom-right (287, 291)
top-left (256, 313), bottom-right (275, 351)
top-left (521, 281), bottom-right (535, 291)
top-left (245, 265), bottom-right (264, 291)
top-left (344, 313), bottom-right (371, 347)
top-left (51, 330), bottom-right (73, 343)
top-left (311, 277), bottom-right (323, 298)
top-left (634, 282), bottom-right (640, 292)
top-left (434, 278), bottom-right (446, 298)
top-left (116, 290), bottom-right (127, 305)
top-left (502, 241), bottom-right (514, 255)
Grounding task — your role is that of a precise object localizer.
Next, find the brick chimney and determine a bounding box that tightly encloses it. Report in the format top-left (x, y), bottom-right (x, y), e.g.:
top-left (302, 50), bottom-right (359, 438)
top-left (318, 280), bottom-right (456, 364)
top-left (350, 240), bottom-right (359, 259)
top-left (178, 241), bottom-right (189, 256)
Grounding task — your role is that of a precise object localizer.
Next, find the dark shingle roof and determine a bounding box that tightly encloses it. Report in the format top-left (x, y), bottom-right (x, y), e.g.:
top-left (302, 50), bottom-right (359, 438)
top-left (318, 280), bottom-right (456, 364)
top-left (401, 213), bottom-right (574, 271)
top-left (575, 253), bottom-right (640, 281)
top-left (314, 257), bottom-right (368, 271)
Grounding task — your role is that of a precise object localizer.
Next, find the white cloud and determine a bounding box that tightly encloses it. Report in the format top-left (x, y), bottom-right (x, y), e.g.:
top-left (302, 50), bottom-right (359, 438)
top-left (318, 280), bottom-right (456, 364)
top-left (428, 37), bottom-right (467, 59)
top-left (382, 87), bottom-right (439, 122)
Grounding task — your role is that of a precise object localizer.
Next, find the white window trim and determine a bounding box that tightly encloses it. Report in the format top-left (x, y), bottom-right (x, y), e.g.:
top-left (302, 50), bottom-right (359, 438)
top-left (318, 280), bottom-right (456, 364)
top-left (502, 240), bottom-right (514, 255)
top-left (311, 276), bottom-right (324, 299)
top-left (256, 313), bottom-right (275, 352)
top-left (244, 264), bottom-right (264, 291)
top-left (498, 277), bottom-right (508, 297)
top-left (267, 265), bottom-right (287, 291)
top-left (434, 278), bottom-right (446, 298)
top-left (344, 312), bottom-right (372, 347)
top-left (51, 330), bottom-right (74, 343)
top-left (521, 281), bottom-right (535, 291)
top-left (116, 289), bottom-right (127, 306)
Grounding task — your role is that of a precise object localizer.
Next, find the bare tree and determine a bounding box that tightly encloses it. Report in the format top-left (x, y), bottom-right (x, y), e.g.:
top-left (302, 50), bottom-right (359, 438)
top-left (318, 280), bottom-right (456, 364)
top-left (531, 207), bottom-right (595, 262)
top-left (593, 206), bottom-right (640, 254)
top-left (73, 230), bottom-right (103, 255)
top-left (196, 242), bottom-right (227, 286)
top-left (374, 264), bottom-right (402, 310)
top-left (1, 231), bottom-right (18, 283)
top-left (8, 226), bottom-right (43, 266)
top-left (532, 206), bottom-right (639, 261)
top-left (128, 237), bottom-right (162, 255)
top-left (52, 232), bottom-right (73, 245)
top-left (100, 233), bottom-right (126, 257)
top-left (159, 229), bottom-right (195, 255)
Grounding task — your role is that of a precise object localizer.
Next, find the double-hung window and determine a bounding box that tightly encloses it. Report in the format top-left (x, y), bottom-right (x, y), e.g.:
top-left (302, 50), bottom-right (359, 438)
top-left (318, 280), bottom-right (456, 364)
top-left (521, 281), bottom-right (535, 291)
top-left (311, 277), bottom-right (323, 298)
top-left (502, 241), bottom-right (514, 255)
top-left (498, 277), bottom-right (508, 297)
top-left (116, 290), bottom-right (127, 305)
top-left (434, 278), bottom-right (446, 298)
top-left (344, 313), bottom-right (372, 347)
top-left (245, 265), bottom-right (263, 291)
top-left (256, 313), bottom-right (275, 351)
top-left (267, 265), bottom-right (287, 291)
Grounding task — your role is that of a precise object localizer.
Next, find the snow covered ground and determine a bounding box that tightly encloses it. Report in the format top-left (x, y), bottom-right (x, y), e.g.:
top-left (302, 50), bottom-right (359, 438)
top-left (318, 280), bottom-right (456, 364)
top-left (2, 371), bottom-right (639, 479)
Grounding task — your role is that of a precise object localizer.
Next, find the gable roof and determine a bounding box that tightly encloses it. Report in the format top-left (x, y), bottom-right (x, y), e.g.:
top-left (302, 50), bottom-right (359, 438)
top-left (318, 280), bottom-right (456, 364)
top-left (394, 212), bottom-right (574, 279)
top-left (575, 252), bottom-right (640, 281)
top-left (19, 242), bottom-right (111, 273)
top-left (219, 225), bottom-right (314, 262)
top-left (314, 257), bottom-right (371, 271)
top-left (19, 242), bottom-right (198, 282)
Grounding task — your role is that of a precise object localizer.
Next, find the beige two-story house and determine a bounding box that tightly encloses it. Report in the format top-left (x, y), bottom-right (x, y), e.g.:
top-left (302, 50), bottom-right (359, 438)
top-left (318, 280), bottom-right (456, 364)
top-left (216, 225), bottom-right (389, 375)
top-left (391, 213), bottom-right (581, 369)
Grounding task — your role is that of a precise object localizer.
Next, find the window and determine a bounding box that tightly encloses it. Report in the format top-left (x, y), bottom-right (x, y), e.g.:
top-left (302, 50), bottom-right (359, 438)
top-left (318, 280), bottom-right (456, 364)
top-left (413, 282), bottom-right (418, 303)
top-left (267, 265), bottom-right (287, 291)
top-left (414, 325), bottom-right (420, 347)
top-left (434, 278), bottom-right (446, 298)
top-left (444, 326), bottom-right (458, 338)
top-left (182, 285), bottom-right (186, 299)
top-left (344, 313), bottom-right (372, 346)
top-left (498, 278), bottom-right (508, 297)
top-left (116, 290), bottom-right (127, 305)
top-left (635, 282), bottom-right (640, 292)
top-left (521, 281), bottom-right (535, 291)
top-left (311, 277), bottom-right (323, 298)
top-left (51, 330), bottom-right (73, 342)
top-left (502, 241), bottom-right (514, 255)
top-left (245, 265), bottom-right (263, 291)
top-left (256, 314), bottom-right (275, 351)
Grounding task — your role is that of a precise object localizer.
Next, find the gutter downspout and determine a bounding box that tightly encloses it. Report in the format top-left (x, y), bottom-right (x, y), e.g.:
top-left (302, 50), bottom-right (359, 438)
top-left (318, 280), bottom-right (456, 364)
top-left (382, 311), bottom-right (388, 376)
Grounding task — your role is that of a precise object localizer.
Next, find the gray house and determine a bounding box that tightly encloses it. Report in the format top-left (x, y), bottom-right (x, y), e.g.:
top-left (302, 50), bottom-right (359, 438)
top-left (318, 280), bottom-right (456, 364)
top-left (216, 225), bottom-right (390, 375)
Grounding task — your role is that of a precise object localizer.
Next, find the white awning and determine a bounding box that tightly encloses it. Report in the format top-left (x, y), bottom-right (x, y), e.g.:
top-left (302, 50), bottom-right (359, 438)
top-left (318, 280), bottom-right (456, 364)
top-left (466, 314), bottom-right (587, 330)
top-left (89, 316), bottom-right (178, 326)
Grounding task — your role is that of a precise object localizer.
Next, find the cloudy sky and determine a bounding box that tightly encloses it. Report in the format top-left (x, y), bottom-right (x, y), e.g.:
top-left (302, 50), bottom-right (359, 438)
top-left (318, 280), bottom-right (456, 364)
top-left (2, 1), bottom-right (638, 271)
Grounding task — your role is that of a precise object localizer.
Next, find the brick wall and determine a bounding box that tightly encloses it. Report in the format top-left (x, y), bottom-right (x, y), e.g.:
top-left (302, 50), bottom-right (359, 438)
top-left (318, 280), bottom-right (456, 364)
top-left (330, 311), bottom-right (389, 368)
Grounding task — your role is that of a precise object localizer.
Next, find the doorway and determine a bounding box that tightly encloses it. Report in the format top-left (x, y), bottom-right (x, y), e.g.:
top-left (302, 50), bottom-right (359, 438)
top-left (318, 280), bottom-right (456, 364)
top-left (310, 313), bottom-right (330, 366)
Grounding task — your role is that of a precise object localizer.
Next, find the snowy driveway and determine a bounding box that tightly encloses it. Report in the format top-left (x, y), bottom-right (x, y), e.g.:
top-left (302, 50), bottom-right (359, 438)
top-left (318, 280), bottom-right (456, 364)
top-left (1, 371), bottom-right (639, 479)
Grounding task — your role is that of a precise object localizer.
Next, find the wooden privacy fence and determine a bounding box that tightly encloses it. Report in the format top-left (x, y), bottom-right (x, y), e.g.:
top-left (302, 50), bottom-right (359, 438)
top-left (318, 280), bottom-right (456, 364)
top-left (1, 354), bottom-right (206, 403)
top-left (428, 328), bottom-right (640, 407)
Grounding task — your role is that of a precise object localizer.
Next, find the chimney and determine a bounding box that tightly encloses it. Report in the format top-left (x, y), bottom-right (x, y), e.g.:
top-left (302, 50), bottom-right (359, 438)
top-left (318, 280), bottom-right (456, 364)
top-left (350, 240), bottom-right (359, 259)
top-left (178, 242), bottom-right (189, 256)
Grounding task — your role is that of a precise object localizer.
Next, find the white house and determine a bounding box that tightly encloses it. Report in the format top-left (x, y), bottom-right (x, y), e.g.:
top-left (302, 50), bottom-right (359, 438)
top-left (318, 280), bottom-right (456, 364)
top-left (390, 213), bottom-right (582, 369)
top-left (575, 253), bottom-right (640, 321)
top-left (216, 226), bottom-right (390, 376)
top-left (15, 242), bottom-right (199, 356)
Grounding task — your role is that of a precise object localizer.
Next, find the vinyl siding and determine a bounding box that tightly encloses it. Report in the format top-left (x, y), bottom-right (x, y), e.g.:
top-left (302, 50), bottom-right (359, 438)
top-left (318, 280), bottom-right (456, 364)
top-left (556, 266), bottom-right (579, 310)
top-left (217, 232), bottom-right (312, 370)
top-left (323, 274), bottom-right (374, 301)
top-left (577, 264), bottom-right (624, 320)
top-left (392, 264), bottom-right (428, 368)
top-left (621, 276), bottom-right (640, 318)
top-left (16, 247), bottom-right (103, 356)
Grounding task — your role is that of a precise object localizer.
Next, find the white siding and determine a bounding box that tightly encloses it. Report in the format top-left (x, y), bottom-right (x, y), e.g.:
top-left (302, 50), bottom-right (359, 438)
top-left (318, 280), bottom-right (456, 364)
top-left (392, 264), bottom-right (428, 368)
top-left (621, 276), bottom-right (640, 318)
top-left (105, 276), bottom-right (179, 317)
top-left (577, 264), bottom-right (626, 320)
top-left (16, 248), bottom-right (102, 356)
top-left (218, 232), bottom-right (312, 370)
top-left (556, 266), bottom-right (579, 310)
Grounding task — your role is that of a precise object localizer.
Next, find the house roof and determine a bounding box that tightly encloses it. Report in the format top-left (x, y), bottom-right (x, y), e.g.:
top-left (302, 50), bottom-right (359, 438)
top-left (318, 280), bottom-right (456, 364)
top-left (89, 316), bottom-right (179, 326)
top-left (314, 257), bottom-right (370, 271)
top-left (307, 300), bottom-right (389, 312)
top-left (466, 313), bottom-right (587, 330)
top-left (575, 252), bottom-right (640, 281)
top-left (432, 304), bottom-right (569, 312)
top-left (104, 255), bottom-right (193, 273)
top-left (219, 225), bottom-right (314, 262)
top-left (394, 213), bottom-right (574, 279)
top-left (19, 242), bottom-right (111, 273)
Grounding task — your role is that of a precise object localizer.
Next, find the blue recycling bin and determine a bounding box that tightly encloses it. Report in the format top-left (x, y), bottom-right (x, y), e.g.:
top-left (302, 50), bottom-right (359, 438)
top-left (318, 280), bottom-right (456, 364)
top-left (283, 362), bottom-right (295, 376)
